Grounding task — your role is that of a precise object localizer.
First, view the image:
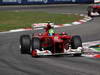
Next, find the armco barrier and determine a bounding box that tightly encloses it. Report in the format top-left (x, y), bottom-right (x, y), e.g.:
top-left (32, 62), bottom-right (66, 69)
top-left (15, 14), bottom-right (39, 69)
top-left (0, 0), bottom-right (94, 5)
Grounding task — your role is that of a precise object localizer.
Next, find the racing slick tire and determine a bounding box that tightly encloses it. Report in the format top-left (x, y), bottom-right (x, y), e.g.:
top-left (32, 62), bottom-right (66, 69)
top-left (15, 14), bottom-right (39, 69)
top-left (32, 37), bottom-right (41, 50)
top-left (88, 11), bottom-right (92, 17)
top-left (98, 11), bottom-right (100, 15)
top-left (71, 35), bottom-right (82, 49)
top-left (32, 37), bottom-right (41, 57)
top-left (20, 35), bottom-right (31, 54)
top-left (88, 7), bottom-right (100, 17)
top-left (71, 35), bottom-right (82, 56)
top-left (87, 6), bottom-right (92, 17)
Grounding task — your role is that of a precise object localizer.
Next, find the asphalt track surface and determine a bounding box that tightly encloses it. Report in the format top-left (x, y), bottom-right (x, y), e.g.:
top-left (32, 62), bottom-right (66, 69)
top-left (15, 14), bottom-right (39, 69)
top-left (0, 4), bottom-right (100, 75)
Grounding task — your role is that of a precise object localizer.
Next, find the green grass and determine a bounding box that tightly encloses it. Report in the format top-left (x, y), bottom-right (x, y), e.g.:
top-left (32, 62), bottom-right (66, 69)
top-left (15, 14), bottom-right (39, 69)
top-left (0, 11), bottom-right (84, 31)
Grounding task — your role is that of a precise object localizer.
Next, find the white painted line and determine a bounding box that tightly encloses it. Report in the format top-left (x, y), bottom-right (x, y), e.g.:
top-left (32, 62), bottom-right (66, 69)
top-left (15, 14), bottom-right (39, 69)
top-left (9, 29), bottom-right (26, 32)
top-left (72, 21), bottom-right (81, 25)
top-left (80, 14), bottom-right (84, 16)
top-left (54, 25), bottom-right (61, 27)
top-left (63, 24), bottom-right (72, 26)
top-left (79, 20), bottom-right (87, 22)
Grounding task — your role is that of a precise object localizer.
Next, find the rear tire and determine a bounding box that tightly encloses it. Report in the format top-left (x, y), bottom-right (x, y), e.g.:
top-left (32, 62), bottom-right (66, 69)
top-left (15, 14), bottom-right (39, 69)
top-left (20, 35), bottom-right (31, 54)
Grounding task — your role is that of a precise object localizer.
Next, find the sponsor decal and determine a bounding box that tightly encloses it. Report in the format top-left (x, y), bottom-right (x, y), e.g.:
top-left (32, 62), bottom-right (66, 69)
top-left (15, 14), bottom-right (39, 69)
top-left (72, 0), bottom-right (76, 2)
top-left (54, 0), bottom-right (72, 2)
top-left (43, 0), bottom-right (48, 3)
top-left (27, 0), bottom-right (48, 3)
top-left (18, 0), bottom-right (21, 3)
top-left (28, 0), bottom-right (42, 2)
top-left (3, 0), bottom-right (17, 2)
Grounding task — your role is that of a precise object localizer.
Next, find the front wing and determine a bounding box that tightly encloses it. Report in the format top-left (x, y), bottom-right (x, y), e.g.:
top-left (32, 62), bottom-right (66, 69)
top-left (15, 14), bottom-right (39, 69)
top-left (32, 47), bottom-right (83, 56)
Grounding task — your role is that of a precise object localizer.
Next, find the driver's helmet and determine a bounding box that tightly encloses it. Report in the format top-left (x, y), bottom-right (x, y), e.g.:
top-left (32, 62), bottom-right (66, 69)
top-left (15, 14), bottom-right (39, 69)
top-left (48, 28), bottom-right (55, 36)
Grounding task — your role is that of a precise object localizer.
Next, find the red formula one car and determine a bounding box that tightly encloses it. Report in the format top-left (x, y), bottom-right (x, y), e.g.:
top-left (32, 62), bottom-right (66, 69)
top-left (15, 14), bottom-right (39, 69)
top-left (20, 23), bottom-right (83, 57)
top-left (88, 3), bottom-right (100, 16)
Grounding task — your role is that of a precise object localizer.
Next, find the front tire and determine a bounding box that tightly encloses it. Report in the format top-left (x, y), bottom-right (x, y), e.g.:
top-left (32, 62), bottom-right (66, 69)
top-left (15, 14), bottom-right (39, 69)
top-left (71, 35), bottom-right (82, 49)
top-left (32, 37), bottom-right (41, 57)
top-left (20, 35), bottom-right (31, 54)
top-left (71, 35), bottom-right (82, 56)
top-left (32, 37), bottom-right (41, 50)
